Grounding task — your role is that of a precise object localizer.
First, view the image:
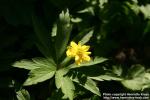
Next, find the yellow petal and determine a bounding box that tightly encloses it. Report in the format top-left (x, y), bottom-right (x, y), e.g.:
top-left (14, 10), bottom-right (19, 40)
top-left (66, 49), bottom-right (72, 57)
top-left (75, 55), bottom-right (79, 61)
top-left (67, 41), bottom-right (92, 66)
top-left (78, 42), bottom-right (82, 47)
top-left (70, 41), bottom-right (78, 48)
top-left (75, 60), bottom-right (80, 65)
top-left (85, 52), bottom-right (91, 55)
top-left (81, 45), bottom-right (90, 51)
top-left (75, 59), bottom-right (82, 65)
top-left (66, 49), bottom-right (75, 57)
top-left (83, 55), bottom-right (91, 61)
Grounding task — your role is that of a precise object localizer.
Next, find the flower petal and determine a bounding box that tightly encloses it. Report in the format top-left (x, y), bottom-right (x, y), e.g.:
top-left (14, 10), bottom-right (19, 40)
top-left (85, 52), bottom-right (91, 55)
top-left (70, 41), bottom-right (78, 48)
top-left (75, 55), bottom-right (79, 61)
top-left (83, 55), bottom-right (91, 61)
top-left (81, 45), bottom-right (90, 51)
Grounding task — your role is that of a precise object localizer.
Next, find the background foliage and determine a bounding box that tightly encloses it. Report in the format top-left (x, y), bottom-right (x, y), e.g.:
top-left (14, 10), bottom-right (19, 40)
top-left (0, 0), bottom-right (150, 100)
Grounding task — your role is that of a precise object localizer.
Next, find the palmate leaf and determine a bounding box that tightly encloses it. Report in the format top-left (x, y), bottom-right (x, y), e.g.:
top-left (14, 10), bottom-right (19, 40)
top-left (55, 68), bottom-right (75, 100)
top-left (71, 76), bottom-right (100, 96)
top-left (121, 78), bottom-right (144, 90)
top-left (55, 10), bottom-right (72, 60)
top-left (12, 59), bottom-right (40, 70)
top-left (89, 66), bottom-right (123, 81)
top-left (127, 64), bottom-right (145, 78)
top-left (121, 65), bottom-right (150, 90)
top-left (16, 89), bottom-right (30, 100)
top-left (12, 58), bottom-right (55, 70)
top-left (13, 58), bottom-right (56, 86)
top-left (24, 67), bottom-right (55, 86)
top-left (32, 57), bottom-right (56, 69)
top-left (89, 64), bottom-right (150, 91)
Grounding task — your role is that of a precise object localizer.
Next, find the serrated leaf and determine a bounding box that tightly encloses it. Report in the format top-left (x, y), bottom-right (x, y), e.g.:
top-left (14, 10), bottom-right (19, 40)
top-left (12, 59), bottom-right (40, 70)
top-left (32, 15), bottom-right (53, 58)
top-left (121, 78), bottom-right (144, 90)
top-left (24, 67), bottom-right (55, 86)
top-left (55, 10), bottom-right (72, 60)
top-left (112, 65), bottom-right (122, 76)
top-left (16, 89), bottom-right (30, 100)
top-left (144, 73), bottom-right (150, 80)
top-left (69, 57), bottom-right (107, 68)
top-left (32, 57), bottom-right (56, 70)
top-left (121, 64), bottom-right (150, 90)
top-left (90, 74), bottom-right (122, 81)
top-left (71, 77), bottom-right (100, 96)
top-left (127, 64), bottom-right (145, 79)
top-left (55, 68), bottom-right (75, 100)
top-left (14, 58), bottom-right (57, 86)
top-left (12, 58), bottom-right (56, 70)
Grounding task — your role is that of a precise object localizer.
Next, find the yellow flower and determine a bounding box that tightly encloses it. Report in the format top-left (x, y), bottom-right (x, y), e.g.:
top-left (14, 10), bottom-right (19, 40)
top-left (66, 41), bottom-right (91, 65)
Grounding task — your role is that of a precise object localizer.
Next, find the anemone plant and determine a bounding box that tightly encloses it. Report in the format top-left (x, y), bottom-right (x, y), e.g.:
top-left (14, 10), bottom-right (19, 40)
top-left (12, 10), bottom-right (107, 100)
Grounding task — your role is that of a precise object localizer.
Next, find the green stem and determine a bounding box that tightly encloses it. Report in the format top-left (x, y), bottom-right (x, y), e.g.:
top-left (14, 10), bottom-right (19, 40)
top-left (60, 57), bottom-right (71, 68)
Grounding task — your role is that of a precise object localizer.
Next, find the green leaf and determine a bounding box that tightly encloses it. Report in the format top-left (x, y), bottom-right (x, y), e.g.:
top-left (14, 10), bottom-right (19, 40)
top-left (142, 73), bottom-right (150, 90)
top-left (55, 10), bottom-right (72, 60)
top-left (126, 1), bottom-right (139, 14)
top-left (144, 73), bottom-right (150, 80)
top-left (71, 17), bottom-right (82, 23)
top-left (121, 78), bottom-right (144, 90)
top-left (16, 89), bottom-right (30, 100)
top-left (99, 0), bottom-right (108, 8)
top-left (24, 67), bottom-right (55, 86)
top-left (88, 66), bottom-right (122, 81)
top-left (140, 4), bottom-right (150, 19)
top-left (112, 65), bottom-right (123, 76)
top-left (32, 15), bottom-right (53, 59)
top-left (127, 64), bottom-right (145, 78)
top-left (80, 30), bottom-right (93, 45)
top-left (121, 64), bottom-right (149, 90)
top-left (78, 7), bottom-right (95, 15)
top-left (12, 58), bottom-right (56, 70)
top-left (69, 57), bottom-right (107, 68)
top-left (71, 76), bottom-right (100, 96)
top-left (91, 95), bottom-right (101, 100)
top-left (13, 58), bottom-right (57, 86)
top-left (51, 23), bottom-right (57, 37)
top-left (12, 59), bottom-right (40, 70)
top-left (90, 74), bottom-right (122, 81)
top-left (55, 68), bottom-right (75, 100)
top-left (32, 57), bottom-right (56, 70)
top-left (73, 28), bottom-right (94, 45)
